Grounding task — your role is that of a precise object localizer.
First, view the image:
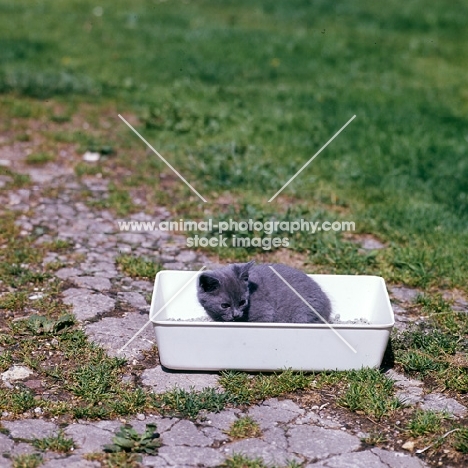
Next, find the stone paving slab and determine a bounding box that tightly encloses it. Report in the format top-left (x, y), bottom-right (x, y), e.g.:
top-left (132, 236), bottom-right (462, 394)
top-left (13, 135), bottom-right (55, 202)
top-left (222, 438), bottom-right (302, 466)
top-left (307, 450), bottom-right (390, 468)
top-left (420, 393), bottom-right (467, 418)
top-left (141, 365), bottom-right (220, 393)
top-left (159, 445), bottom-right (225, 467)
top-left (161, 420), bottom-right (213, 447)
top-left (85, 312), bottom-right (155, 360)
top-left (62, 288), bottom-right (116, 321)
top-left (287, 426), bottom-right (361, 461)
top-left (248, 400), bottom-right (303, 429)
top-left (64, 423), bottom-right (116, 454)
top-left (41, 455), bottom-right (100, 468)
top-left (2, 419), bottom-right (58, 440)
top-left (371, 448), bottom-right (428, 468)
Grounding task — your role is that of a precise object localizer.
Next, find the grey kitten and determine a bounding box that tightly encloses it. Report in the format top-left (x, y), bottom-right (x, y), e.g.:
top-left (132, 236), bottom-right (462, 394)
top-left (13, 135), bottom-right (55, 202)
top-left (197, 261), bottom-right (331, 323)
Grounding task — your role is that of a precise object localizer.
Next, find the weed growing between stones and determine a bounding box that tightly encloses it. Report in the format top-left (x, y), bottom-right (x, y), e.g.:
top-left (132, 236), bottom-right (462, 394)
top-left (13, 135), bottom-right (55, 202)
top-left (11, 453), bottom-right (43, 468)
top-left (85, 451), bottom-right (142, 467)
top-left (0, 167), bottom-right (30, 189)
top-left (406, 410), bottom-right (451, 438)
top-left (32, 430), bottom-right (75, 453)
top-left (154, 387), bottom-right (234, 419)
top-left (87, 182), bottom-right (135, 216)
top-left (226, 416), bottom-right (262, 439)
top-left (103, 423), bottom-right (160, 455)
top-left (337, 368), bottom-right (402, 420)
top-left (454, 428), bottom-right (468, 454)
top-left (392, 297), bottom-right (468, 392)
top-left (219, 369), bottom-right (314, 404)
top-left (222, 454), bottom-right (302, 468)
top-left (115, 254), bottom-right (162, 280)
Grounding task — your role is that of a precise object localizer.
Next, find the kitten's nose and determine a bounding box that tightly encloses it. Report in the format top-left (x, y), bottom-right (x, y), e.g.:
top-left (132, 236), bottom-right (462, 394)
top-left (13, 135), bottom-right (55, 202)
top-left (232, 309), bottom-right (243, 319)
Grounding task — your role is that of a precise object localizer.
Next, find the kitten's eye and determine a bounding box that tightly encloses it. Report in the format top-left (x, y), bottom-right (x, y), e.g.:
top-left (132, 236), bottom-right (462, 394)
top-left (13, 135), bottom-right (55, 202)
top-left (239, 300), bottom-right (246, 306)
top-left (221, 303), bottom-right (231, 309)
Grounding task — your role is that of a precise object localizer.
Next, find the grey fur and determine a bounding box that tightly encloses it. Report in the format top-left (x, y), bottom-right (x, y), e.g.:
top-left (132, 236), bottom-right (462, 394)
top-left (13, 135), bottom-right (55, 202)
top-left (197, 262), bottom-right (331, 323)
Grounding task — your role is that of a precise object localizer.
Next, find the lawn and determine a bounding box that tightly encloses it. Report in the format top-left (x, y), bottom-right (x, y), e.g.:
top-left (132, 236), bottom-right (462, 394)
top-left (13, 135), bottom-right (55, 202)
top-left (0, 0), bottom-right (467, 466)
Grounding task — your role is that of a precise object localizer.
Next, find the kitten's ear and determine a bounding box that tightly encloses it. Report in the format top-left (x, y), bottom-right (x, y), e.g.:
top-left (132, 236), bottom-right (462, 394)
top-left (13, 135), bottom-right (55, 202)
top-left (239, 260), bottom-right (255, 281)
top-left (199, 273), bottom-right (220, 293)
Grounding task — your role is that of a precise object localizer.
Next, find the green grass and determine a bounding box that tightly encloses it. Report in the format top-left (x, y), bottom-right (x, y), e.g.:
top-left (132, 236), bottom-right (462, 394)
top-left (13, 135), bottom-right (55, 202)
top-left (392, 294), bottom-right (468, 392)
top-left (154, 387), bottom-right (233, 419)
top-left (222, 454), bottom-right (302, 468)
top-left (12, 454), bottom-right (43, 468)
top-left (405, 410), bottom-right (451, 438)
top-left (0, 167), bottom-right (30, 188)
top-left (454, 428), bottom-right (468, 454)
top-left (337, 368), bottom-right (401, 420)
top-left (85, 452), bottom-right (142, 468)
top-left (25, 152), bottom-right (55, 165)
top-left (87, 182), bottom-right (135, 216)
top-left (219, 369), bottom-right (314, 405)
top-left (227, 416), bottom-right (262, 439)
top-left (32, 430), bottom-right (75, 453)
top-left (115, 254), bottom-right (161, 280)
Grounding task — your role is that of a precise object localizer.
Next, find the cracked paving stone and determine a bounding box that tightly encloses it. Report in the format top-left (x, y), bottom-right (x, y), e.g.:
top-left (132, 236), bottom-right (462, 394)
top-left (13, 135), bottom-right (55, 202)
top-left (371, 448), bottom-right (428, 468)
top-left (161, 420), bottom-right (212, 447)
top-left (247, 399), bottom-right (302, 429)
top-left (223, 439), bottom-right (301, 466)
top-left (9, 442), bottom-right (37, 457)
top-left (125, 416), bottom-right (177, 435)
top-left (85, 312), bottom-right (155, 359)
top-left (64, 424), bottom-right (114, 454)
top-left (90, 420), bottom-right (123, 432)
top-left (142, 455), bottom-right (169, 467)
top-left (420, 393), bottom-right (467, 417)
top-left (385, 370), bottom-right (424, 405)
top-left (263, 398), bottom-right (304, 414)
top-left (175, 251), bottom-right (197, 263)
top-left (262, 426), bottom-right (288, 450)
top-left (287, 426), bottom-right (361, 461)
top-left (312, 450), bottom-right (424, 468)
top-left (116, 232), bottom-right (147, 244)
top-left (62, 289), bottom-right (115, 321)
top-left (41, 455), bottom-right (100, 468)
top-left (131, 280), bottom-right (154, 292)
top-left (2, 419), bottom-right (58, 439)
top-left (141, 365), bottom-right (219, 393)
top-left (296, 412), bottom-right (342, 429)
top-left (200, 425), bottom-right (230, 443)
top-left (198, 409), bottom-right (240, 431)
top-left (69, 276), bottom-right (112, 291)
top-left (158, 446), bottom-right (224, 467)
top-left (388, 286), bottom-right (420, 303)
top-left (162, 262), bottom-right (186, 270)
top-left (307, 450), bottom-right (391, 468)
top-left (395, 387), bottom-right (424, 405)
top-left (55, 267), bottom-right (83, 280)
top-left (118, 291), bottom-right (150, 310)
top-left (0, 433), bottom-right (14, 453)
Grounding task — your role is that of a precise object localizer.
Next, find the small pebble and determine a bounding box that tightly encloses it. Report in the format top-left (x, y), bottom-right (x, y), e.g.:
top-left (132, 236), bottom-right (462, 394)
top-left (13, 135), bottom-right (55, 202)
top-left (137, 413), bottom-right (146, 421)
top-left (83, 151), bottom-right (100, 162)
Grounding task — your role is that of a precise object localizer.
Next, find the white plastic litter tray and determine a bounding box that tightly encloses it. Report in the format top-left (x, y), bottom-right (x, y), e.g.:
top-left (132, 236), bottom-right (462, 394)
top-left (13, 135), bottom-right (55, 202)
top-left (150, 271), bottom-right (394, 371)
